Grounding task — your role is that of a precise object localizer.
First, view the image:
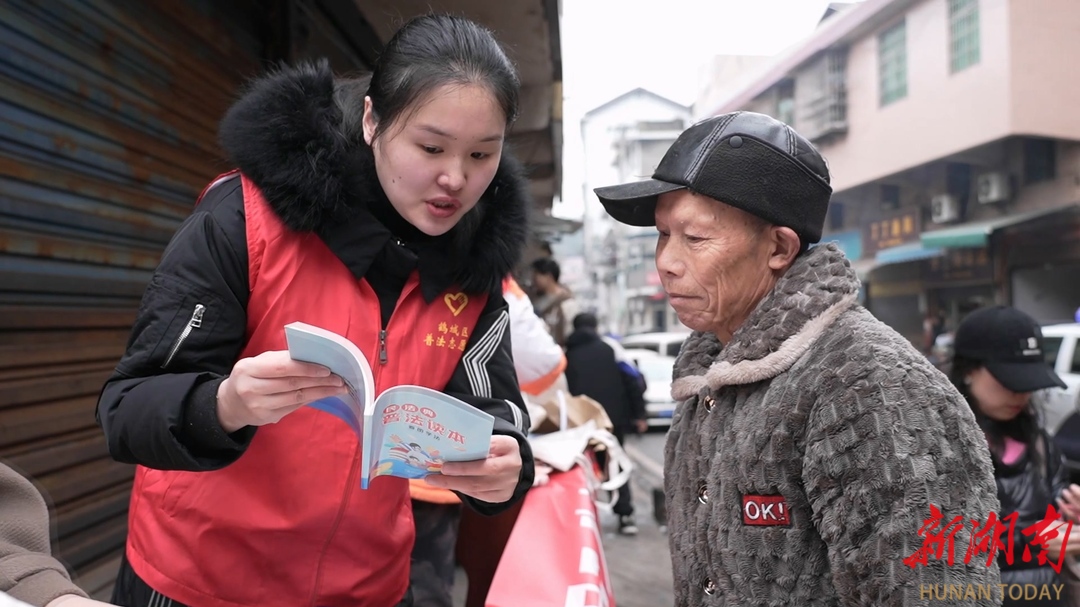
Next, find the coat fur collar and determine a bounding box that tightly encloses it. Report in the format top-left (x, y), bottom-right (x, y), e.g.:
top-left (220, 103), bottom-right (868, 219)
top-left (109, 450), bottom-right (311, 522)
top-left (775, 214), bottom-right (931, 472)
top-left (217, 60), bottom-right (529, 295)
top-left (672, 244), bottom-right (860, 399)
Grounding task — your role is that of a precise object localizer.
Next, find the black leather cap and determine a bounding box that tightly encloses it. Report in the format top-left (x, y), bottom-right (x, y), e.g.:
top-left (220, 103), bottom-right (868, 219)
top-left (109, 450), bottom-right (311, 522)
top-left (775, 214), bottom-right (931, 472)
top-left (594, 111), bottom-right (833, 244)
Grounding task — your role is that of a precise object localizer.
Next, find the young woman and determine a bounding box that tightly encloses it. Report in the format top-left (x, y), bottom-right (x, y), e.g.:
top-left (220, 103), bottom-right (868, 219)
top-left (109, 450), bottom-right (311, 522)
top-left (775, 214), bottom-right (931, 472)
top-left (952, 306), bottom-right (1080, 606)
top-left (96, 14), bottom-right (534, 607)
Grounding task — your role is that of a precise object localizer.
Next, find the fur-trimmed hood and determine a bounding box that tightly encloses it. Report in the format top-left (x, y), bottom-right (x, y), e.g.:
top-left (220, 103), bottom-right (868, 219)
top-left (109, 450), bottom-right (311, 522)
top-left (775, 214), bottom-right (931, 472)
top-left (672, 243), bottom-right (860, 399)
top-left (217, 60), bottom-right (530, 295)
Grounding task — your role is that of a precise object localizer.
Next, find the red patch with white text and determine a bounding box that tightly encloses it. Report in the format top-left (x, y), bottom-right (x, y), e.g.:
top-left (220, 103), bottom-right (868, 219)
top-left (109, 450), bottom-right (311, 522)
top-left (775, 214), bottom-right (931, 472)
top-left (742, 494), bottom-right (791, 526)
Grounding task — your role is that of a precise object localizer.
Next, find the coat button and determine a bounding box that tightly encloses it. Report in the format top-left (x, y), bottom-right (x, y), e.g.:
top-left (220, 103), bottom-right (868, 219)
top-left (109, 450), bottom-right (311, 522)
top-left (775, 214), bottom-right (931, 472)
top-left (703, 395), bottom-right (716, 412)
top-left (697, 484), bottom-right (709, 504)
top-left (703, 577), bottom-right (716, 595)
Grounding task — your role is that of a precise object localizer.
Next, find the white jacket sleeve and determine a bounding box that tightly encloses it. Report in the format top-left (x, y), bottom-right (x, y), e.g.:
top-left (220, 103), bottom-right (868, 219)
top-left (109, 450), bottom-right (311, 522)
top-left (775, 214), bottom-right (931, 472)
top-left (505, 280), bottom-right (565, 392)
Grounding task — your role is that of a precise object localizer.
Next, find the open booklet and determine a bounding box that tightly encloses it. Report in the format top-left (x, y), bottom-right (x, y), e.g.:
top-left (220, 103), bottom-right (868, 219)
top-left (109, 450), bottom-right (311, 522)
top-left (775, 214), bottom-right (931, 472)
top-left (284, 322), bottom-right (495, 489)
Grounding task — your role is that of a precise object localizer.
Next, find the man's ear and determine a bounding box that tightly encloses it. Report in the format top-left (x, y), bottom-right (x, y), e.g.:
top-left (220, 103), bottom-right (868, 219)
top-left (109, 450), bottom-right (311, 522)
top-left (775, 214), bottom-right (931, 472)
top-left (362, 96), bottom-right (377, 145)
top-left (768, 226), bottom-right (802, 271)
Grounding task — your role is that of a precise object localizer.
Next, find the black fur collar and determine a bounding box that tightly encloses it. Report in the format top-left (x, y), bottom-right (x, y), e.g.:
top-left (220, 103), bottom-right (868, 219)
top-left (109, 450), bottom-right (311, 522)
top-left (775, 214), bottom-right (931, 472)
top-left (217, 60), bottom-right (530, 296)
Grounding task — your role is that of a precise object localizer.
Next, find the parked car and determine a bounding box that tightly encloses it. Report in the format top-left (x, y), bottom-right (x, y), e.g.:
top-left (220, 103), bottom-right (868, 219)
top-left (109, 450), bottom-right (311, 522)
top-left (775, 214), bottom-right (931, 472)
top-left (620, 331), bottom-right (690, 358)
top-left (625, 349), bottom-right (677, 427)
top-left (1043, 323), bottom-right (1080, 482)
top-left (1039, 323), bottom-right (1080, 434)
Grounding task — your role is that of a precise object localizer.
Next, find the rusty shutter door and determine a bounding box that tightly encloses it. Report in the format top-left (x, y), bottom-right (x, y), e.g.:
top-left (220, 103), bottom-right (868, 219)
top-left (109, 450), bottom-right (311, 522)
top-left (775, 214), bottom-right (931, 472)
top-left (0, 0), bottom-right (263, 598)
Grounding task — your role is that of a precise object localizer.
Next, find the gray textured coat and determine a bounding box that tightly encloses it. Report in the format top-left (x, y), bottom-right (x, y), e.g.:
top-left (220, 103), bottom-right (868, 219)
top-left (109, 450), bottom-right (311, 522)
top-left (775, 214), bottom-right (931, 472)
top-left (665, 244), bottom-right (1002, 606)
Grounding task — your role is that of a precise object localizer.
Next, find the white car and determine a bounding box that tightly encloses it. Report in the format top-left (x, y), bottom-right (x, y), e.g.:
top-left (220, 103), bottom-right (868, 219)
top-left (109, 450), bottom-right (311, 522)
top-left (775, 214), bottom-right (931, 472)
top-left (1040, 323), bottom-right (1080, 434)
top-left (620, 331), bottom-right (690, 358)
top-left (625, 349), bottom-right (677, 427)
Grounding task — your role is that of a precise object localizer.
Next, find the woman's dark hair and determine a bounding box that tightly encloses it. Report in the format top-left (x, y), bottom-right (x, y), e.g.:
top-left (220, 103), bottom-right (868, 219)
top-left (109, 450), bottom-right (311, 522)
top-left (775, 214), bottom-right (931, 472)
top-left (361, 13), bottom-right (520, 140)
top-left (949, 354), bottom-right (1044, 472)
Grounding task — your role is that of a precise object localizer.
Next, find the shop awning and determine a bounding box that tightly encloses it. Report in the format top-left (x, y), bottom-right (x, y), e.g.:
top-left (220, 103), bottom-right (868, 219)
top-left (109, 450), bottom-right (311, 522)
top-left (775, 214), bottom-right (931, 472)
top-left (920, 205), bottom-right (1080, 249)
top-left (528, 211), bottom-right (583, 240)
top-left (875, 242), bottom-right (944, 266)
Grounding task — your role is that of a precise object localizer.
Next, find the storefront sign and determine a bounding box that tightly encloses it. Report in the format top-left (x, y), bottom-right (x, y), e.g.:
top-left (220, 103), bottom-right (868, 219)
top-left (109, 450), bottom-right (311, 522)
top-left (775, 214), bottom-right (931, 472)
top-left (923, 247), bottom-right (993, 284)
top-left (863, 210), bottom-right (920, 257)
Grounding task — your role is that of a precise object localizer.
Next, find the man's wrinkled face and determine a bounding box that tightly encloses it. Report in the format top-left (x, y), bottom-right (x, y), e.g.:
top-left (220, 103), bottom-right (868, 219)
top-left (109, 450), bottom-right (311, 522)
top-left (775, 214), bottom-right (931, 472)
top-left (654, 190), bottom-right (778, 340)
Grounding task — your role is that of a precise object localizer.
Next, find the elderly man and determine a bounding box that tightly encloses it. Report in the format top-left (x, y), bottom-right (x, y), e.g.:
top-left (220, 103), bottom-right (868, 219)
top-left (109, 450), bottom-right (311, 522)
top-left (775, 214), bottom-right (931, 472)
top-left (595, 112), bottom-right (1001, 606)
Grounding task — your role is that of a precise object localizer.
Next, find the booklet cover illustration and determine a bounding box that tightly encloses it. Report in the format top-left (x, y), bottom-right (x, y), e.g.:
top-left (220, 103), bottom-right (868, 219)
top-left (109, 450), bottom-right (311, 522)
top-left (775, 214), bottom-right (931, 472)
top-left (283, 321), bottom-right (495, 489)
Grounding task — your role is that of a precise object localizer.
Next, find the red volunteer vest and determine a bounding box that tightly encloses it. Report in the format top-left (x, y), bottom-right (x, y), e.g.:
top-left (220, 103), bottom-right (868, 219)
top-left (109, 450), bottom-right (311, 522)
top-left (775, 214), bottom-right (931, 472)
top-left (125, 175), bottom-right (487, 607)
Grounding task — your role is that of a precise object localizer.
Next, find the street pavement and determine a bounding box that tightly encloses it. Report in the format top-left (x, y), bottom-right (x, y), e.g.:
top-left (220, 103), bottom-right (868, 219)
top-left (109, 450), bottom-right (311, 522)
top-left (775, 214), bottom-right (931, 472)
top-left (599, 429), bottom-right (674, 607)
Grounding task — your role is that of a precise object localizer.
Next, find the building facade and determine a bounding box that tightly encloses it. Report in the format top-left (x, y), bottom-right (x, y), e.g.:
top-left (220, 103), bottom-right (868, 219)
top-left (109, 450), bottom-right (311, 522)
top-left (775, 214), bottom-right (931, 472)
top-left (579, 89), bottom-right (692, 335)
top-left (701, 0), bottom-right (1080, 344)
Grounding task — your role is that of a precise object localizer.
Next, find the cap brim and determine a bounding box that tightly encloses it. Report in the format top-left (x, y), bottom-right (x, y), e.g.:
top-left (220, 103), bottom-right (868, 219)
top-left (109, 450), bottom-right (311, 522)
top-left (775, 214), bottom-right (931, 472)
top-left (985, 360), bottom-right (1068, 393)
top-left (594, 179), bottom-right (685, 227)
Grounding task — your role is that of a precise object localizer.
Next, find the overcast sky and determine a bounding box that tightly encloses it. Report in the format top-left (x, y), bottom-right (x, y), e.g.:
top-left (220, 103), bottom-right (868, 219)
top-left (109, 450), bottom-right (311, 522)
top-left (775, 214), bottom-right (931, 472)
top-left (554, 0), bottom-right (858, 219)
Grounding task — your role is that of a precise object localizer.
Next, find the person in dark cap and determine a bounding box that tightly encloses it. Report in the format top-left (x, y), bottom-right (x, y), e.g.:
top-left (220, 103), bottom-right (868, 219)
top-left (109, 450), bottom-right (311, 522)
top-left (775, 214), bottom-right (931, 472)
top-left (594, 111), bottom-right (1001, 606)
top-left (563, 312), bottom-right (647, 535)
top-left (950, 305), bottom-right (1080, 607)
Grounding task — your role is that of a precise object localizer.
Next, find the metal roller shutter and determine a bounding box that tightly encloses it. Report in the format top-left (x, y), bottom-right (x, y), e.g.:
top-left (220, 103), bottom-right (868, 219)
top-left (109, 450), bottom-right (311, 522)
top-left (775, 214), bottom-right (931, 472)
top-left (0, 0), bottom-right (265, 597)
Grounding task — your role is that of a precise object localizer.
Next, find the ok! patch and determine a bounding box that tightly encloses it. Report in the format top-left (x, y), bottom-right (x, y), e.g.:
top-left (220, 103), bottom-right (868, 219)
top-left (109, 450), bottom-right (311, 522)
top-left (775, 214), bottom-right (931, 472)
top-left (742, 494), bottom-right (791, 526)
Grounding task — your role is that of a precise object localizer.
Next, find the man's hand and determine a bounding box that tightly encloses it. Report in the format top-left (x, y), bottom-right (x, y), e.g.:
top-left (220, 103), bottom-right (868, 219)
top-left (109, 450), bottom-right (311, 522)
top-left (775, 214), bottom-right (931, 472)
top-left (216, 350), bottom-right (348, 433)
top-left (423, 435), bottom-right (523, 503)
top-left (635, 419), bottom-right (649, 434)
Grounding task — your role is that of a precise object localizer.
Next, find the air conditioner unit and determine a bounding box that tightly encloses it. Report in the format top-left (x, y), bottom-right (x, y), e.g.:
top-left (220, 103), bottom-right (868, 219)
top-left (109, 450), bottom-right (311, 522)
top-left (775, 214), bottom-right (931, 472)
top-left (931, 194), bottom-right (961, 224)
top-left (977, 172), bottom-right (1012, 204)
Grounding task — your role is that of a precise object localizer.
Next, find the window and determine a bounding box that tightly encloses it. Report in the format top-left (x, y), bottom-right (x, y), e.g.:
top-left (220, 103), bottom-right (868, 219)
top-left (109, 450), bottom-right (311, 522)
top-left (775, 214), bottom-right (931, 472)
top-left (949, 0), bottom-right (980, 73)
top-left (946, 163), bottom-right (972, 200)
top-left (1023, 138), bottom-right (1057, 184)
top-left (881, 184), bottom-right (901, 210)
top-left (1044, 336), bottom-right (1063, 367)
top-left (777, 80), bottom-right (796, 126)
top-left (653, 309), bottom-right (667, 332)
top-left (879, 21), bottom-right (907, 106)
top-left (1071, 338), bottom-right (1080, 374)
top-left (828, 202), bottom-right (846, 231)
top-left (640, 140), bottom-right (672, 176)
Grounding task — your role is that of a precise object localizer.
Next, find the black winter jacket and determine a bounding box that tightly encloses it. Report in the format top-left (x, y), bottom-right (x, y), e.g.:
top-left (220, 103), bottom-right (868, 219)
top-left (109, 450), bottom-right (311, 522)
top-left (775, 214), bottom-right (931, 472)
top-left (564, 329), bottom-right (646, 430)
top-left (994, 431), bottom-right (1070, 605)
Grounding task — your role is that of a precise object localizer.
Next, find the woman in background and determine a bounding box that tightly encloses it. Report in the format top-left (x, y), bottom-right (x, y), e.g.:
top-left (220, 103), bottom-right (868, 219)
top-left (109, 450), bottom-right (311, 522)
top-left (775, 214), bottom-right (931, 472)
top-left (951, 306), bottom-right (1080, 606)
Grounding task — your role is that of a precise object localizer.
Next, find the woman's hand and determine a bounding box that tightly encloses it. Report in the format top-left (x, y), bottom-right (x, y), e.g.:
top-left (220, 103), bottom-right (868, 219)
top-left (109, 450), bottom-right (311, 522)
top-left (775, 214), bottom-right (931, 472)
top-left (1057, 484), bottom-right (1080, 522)
top-left (216, 350), bottom-right (348, 433)
top-left (423, 435), bottom-right (523, 503)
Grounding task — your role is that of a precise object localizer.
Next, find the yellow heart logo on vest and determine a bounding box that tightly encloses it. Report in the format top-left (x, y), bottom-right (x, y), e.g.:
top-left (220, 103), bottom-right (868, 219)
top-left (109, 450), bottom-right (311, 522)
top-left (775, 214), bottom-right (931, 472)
top-left (444, 292), bottom-right (469, 317)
